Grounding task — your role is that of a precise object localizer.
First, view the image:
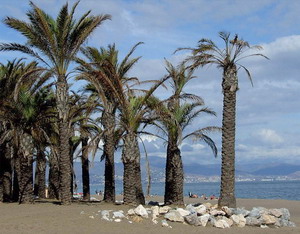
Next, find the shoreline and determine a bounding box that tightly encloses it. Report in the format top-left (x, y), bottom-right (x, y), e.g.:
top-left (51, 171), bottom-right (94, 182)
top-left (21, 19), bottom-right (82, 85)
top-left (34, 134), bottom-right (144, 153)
top-left (0, 197), bottom-right (299, 233)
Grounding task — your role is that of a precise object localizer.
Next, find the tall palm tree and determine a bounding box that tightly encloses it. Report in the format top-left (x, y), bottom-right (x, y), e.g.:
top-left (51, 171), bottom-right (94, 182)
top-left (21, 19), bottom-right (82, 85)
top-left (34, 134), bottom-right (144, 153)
top-left (177, 32), bottom-right (268, 207)
top-left (76, 43), bottom-right (143, 203)
top-left (152, 61), bottom-right (219, 205)
top-left (0, 2), bottom-right (111, 204)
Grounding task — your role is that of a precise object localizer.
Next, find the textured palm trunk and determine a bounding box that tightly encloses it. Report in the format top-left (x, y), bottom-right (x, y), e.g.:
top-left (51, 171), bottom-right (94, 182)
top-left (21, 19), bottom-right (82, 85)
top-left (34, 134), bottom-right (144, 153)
top-left (81, 137), bottom-right (90, 201)
top-left (122, 132), bottom-right (145, 205)
top-left (164, 139), bottom-right (184, 205)
top-left (218, 66), bottom-right (237, 208)
top-left (56, 78), bottom-right (72, 205)
top-left (0, 143), bottom-right (12, 202)
top-left (18, 133), bottom-right (34, 204)
top-left (34, 149), bottom-right (46, 198)
top-left (12, 151), bottom-right (20, 202)
top-left (48, 154), bottom-right (60, 200)
top-left (102, 107), bottom-right (115, 203)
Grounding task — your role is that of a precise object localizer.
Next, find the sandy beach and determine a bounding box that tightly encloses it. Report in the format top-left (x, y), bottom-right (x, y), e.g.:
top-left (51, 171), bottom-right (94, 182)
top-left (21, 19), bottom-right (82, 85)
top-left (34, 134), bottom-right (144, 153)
top-left (0, 196), bottom-right (299, 234)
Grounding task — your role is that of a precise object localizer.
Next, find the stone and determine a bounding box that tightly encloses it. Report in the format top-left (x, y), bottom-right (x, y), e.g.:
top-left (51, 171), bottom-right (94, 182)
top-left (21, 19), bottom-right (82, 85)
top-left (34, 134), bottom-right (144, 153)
top-left (210, 209), bottom-right (226, 216)
top-left (222, 217), bottom-right (233, 227)
top-left (260, 214), bottom-right (277, 225)
top-left (232, 207), bottom-right (250, 217)
top-left (164, 210), bottom-right (185, 223)
top-left (194, 205), bottom-right (207, 215)
top-left (89, 216), bottom-right (94, 219)
top-left (132, 215), bottom-right (143, 223)
top-left (101, 210), bottom-right (111, 221)
top-left (134, 205), bottom-right (148, 218)
top-left (279, 219), bottom-right (296, 227)
top-left (246, 217), bottom-right (261, 226)
top-left (176, 208), bottom-right (190, 217)
top-left (152, 219), bottom-right (158, 224)
top-left (269, 209), bottom-right (282, 218)
top-left (279, 208), bottom-right (291, 220)
top-left (185, 204), bottom-right (196, 213)
top-left (127, 209), bottom-right (135, 216)
top-left (161, 219), bottom-right (172, 228)
top-left (213, 219), bottom-right (230, 228)
top-left (113, 211), bottom-right (125, 219)
top-left (184, 213), bottom-right (201, 226)
top-left (199, 214), bottom-right (210, 227)
top-left (260, 224), bottom-right (269, 228)
top-left (202, 202), bottom-right (212, 209)
top-left (248, 207), bottom-right (268, 218)
top-left (151, 206), bottom-right (159, 220)
top-left (222, 206), bottom-right (232, 216)
top-left (80, 211), bottom-right (85, 215)
top-left (114, 219), bottom-right (121, 222)
top-left (159, 206), bottom-right (171, 214)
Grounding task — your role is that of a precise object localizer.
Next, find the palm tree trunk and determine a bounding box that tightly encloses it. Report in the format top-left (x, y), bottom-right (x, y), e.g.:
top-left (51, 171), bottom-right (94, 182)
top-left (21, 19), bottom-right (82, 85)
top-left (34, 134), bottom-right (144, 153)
top-left (81, 137), bottom-right (90, 200)
top-left (164, 139), bottom-right (184, 205)
top-left (12, 151), bottom-right (20, 202)
top-left (102, 108), bottom-right (115, 203)
top-left (218, 67), bottom-right (237, 208)
top-left (18, 133), bottom-right (34, 204)
top-left (34, 148), bottom-right (46, 198)
top-left (0, 143), bottom-right (12, 202)
top-left (56, 78), bottom-right (72, 205)
top-left (122, 132), bottom-right (145, 205)
top-left (48, 158), bottom-right (60, 200)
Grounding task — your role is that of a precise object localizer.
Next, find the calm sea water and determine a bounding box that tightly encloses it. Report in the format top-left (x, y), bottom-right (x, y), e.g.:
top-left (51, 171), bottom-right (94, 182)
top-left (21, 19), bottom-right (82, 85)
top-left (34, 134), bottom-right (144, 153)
top-left (88, 180), bottom-right (300, 201)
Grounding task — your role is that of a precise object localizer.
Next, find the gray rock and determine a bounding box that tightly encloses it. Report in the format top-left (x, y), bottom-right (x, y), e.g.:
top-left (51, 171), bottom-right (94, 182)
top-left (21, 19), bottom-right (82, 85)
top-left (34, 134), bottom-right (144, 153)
top-left (246, 217), bottom-right (262, 226)
top-left (164, 210), bottom-right (184, 223)
top-left (280, 219), bottom-right (296, 227)
top-left (232, 207), bottom-right (250, 217)
top-left (279, 208), bottom-right (291, 220)
top-left (161, 219), bottom-right (172, 228)
top-left (184, 213), bottom-right (201, 226)
top-left (185, 204), bottom-right (196, 213)
top-left (248, 207), bottom-right (268, 218)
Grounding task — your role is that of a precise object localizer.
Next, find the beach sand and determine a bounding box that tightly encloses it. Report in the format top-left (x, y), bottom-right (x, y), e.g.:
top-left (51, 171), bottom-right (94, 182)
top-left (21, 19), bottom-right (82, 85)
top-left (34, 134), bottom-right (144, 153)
top-left (0, 196), bottom-right (299, 234)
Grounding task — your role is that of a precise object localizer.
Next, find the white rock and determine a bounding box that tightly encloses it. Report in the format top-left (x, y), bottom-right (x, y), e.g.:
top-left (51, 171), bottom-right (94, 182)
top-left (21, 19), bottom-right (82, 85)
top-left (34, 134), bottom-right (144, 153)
top-left (113, 211), bottom-right (125, 219)
top-left (260, 214), bottom-right (277, 225)
top-left (89, 216), bottom-right (94, 219)
top-left (90, 197), bottom-right (100, 201)
top-left (162, 219), bottom-right (172, 228)
top-left (213, 219), bottom-right (230, 229)
top-left (151, 206), bottom-right (159, 220)
top-left (199, 214), bottom-right (210, 227)
top-left (101, 210), bottom-right (111, 221)
top-left (176, 208), bottom-right (190, 217)
top-left (210, 209), bottom-right (226, 216)
top-left (164, 211), bottom-right (185, 223)
top-left (114, 219), bottom-right (122, 222)
top-left (230, 214), bottom-right (246, 227)
top-left (194, 205), bottom-right (207, 215)
top-left (80, 211), bottom-right (85, 215)
top-left (185, 204), bottom-right (195, 213)
top-left (203, 202), bottom-right (212, 209)
top-left (152, 219), bottom-right (158, 224)
top-left (222, 206), bottom-right (232, 216)
top-left (260, 224), bottom-right (269, 228)
top-left (127, 209), bottom-right (135, 216)
top-left (159, 206), bottom-right (171, 214)
top-left (222, 217), bottom-right (233, 227)
top-left (134, 205), bottom-right (149, 218)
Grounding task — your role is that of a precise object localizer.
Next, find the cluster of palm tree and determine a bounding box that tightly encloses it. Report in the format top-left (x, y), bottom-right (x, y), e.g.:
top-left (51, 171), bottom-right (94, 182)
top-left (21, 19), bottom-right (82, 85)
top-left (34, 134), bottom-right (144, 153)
top-left (0, 2), bottom-right (267, 207)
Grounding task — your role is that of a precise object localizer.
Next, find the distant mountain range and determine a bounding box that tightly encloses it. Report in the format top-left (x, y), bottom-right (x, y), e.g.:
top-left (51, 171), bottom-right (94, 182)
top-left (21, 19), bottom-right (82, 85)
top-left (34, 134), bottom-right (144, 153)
top-left (73, 156), bottom-right (300, 182)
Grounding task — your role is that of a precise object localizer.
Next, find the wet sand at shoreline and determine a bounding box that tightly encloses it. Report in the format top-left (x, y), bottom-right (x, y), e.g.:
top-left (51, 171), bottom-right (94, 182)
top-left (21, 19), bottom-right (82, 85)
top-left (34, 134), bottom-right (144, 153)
top-left (0, 196), bottom-right (299, 234)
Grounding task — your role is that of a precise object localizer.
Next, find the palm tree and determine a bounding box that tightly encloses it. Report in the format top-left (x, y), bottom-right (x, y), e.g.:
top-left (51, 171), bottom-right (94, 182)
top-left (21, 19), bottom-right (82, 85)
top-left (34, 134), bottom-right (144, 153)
top-left (177, 32), bottom-right (268, 207)
top-left (76, 43), bottom-right (143, 203)
top-left (151, 61), bottom-right (219, 205)
top-left (0, 2), bottom-right (111, 204)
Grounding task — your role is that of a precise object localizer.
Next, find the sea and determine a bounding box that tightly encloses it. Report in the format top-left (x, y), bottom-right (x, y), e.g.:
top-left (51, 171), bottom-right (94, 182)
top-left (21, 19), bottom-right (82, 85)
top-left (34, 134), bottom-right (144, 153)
top-left (88, 180), bottom-right (300, 201)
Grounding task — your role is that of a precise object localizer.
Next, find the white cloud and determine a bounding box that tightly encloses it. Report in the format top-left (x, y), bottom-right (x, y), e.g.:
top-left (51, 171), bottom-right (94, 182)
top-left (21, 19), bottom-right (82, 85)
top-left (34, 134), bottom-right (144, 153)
top-left (255, 129), bottom-right (284, 144)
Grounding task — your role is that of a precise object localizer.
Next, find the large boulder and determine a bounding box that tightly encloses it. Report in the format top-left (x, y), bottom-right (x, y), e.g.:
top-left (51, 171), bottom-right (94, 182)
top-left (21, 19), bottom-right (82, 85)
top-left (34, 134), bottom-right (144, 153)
top-left (199, 214), bottom-right (210, 227)
top-left (246, 217), bottom-right (262, 226)
top-left (184, 213), bottom-right (201, 226)
top-left (194, 205), bottom-right (207, 215)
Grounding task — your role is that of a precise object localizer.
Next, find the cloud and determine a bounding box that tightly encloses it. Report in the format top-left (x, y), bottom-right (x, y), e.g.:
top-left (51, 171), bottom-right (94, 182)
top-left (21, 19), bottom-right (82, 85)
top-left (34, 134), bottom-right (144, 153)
top-left (255, 129), bottom-right (284, 144)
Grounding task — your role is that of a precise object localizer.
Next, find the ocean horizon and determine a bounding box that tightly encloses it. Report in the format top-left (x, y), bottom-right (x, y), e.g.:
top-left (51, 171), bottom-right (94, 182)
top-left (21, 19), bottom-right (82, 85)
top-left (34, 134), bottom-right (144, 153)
top-left (84, 180), bottom-right (300, 201)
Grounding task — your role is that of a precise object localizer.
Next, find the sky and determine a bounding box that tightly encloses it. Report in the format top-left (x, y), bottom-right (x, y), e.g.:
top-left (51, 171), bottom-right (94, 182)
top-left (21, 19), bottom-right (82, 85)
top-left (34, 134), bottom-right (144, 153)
top-left (0, 0), bottom-right (300, 166)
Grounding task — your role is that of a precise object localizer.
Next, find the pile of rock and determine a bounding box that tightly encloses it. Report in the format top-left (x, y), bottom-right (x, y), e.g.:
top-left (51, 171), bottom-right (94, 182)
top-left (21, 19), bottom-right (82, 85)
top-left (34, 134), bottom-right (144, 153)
top-left (83, 202), bottom-right (296, 229)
